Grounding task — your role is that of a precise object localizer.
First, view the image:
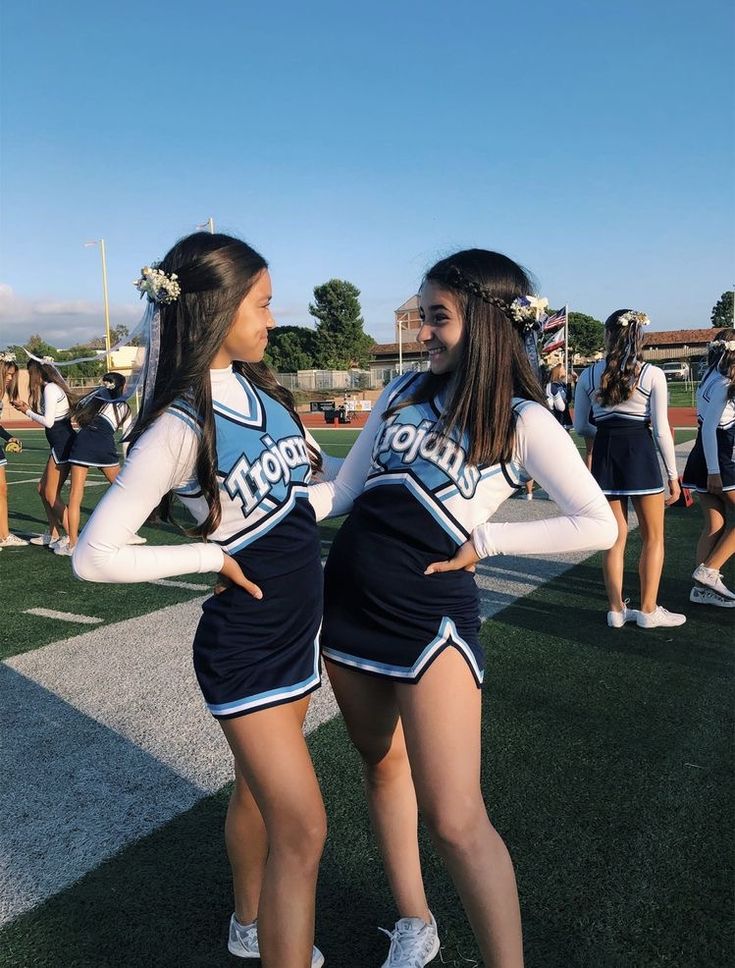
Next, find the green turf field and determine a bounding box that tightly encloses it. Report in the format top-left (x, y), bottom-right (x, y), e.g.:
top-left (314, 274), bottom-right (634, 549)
top-left (1, 504), bottom-right (731, 968)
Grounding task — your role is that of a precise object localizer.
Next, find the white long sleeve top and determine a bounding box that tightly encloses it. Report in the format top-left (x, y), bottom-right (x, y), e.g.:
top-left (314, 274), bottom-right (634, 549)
top-left (698, 368), bottom-right (735, 474)
top-left (308, 372), bottom-right (617, 560)
top-left (27, 383), bottom-right (70, 428)
top-left (573, 360), bottom-right (678, 480)
top-left (73, 367), bottom-right (340, 583)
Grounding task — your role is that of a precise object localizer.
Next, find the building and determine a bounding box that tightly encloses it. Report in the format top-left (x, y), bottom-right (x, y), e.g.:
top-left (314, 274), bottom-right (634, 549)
top-left (642, 328), bottom-right (714, 363)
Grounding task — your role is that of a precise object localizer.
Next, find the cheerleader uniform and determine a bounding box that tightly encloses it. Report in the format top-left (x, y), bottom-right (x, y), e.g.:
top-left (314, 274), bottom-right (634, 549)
top-left (0, 400), bottom-right (11, 467)
top-left (573, 361), bottom-right (678, 496)
top-left (26, 383), bottom-right (76, 465)
top-left (682, 369), bottom-right (735, 492)
top-left (308, 372), bottom-right (616, 685)
top-left (74, 366), bottom-right (336, 719)
top-left (69, 400), bottom-right (132, 467)
top-left (546, 380), bottom-right (567, 425)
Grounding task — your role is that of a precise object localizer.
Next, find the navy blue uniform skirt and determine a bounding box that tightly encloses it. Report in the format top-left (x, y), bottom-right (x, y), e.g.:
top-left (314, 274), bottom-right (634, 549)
top-left (322, 491), bottom-right (483, 686)
top-left (45, 418), bottom-right (76, 465)
top-left (193, 539), bottom-right (323, 720)
top-left (69, 421), bottom-right (120, 467)
top-left (0, 444), bottom-right (6, 467)
top-left (591, 419), bottom-right (664, 497)
top-left (682, 426), bottom-right (735, 492)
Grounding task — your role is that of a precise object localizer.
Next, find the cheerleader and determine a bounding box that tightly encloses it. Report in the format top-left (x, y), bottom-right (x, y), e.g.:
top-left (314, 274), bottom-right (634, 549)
top-left (545, 363), bottom-right (568, 425)
top-left (57, 373), bottom-right (133, 557)
top-left (15, 358), bottom-right (76, 551)
top-left (74, 233), bottom-right (334, 968)
top-left (308, 250), bottom-right (617, 968)
top-left (574, 310), bottom-right (685, 629)
top-left (0, 353), bottom-right (29, 548)
top-left (682, 329), bottom-right (735, 606)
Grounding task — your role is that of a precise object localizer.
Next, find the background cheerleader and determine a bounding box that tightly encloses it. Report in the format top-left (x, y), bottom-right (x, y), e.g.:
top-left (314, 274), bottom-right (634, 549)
top-left (545, 363), bottom-right (568, 425)
top-left (15, 358), bottom-right (76, 552)
top-left (574, 310), bottom-right (685, 629)
top-left (0, 353), bottom-right (29, 548)
top-left (682, 329), bottom-right (735, 606)
top-left (60, 372), bottom-right (133, 557)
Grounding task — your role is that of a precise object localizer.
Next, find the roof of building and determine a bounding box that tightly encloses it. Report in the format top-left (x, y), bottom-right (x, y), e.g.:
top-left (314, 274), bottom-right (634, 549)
top-left (395, 295), bottom-right (419, 313)
top-left (371, 341), bottom-right (424, 356)
top-left (644, 328), bottom-right (714, 346)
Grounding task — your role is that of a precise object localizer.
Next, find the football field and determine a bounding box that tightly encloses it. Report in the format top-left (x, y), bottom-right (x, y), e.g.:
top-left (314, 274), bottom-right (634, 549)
top-left (0, 429), bottom-right (731, 968)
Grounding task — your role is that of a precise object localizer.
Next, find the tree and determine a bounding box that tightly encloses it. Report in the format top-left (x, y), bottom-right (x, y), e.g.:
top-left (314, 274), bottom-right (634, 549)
top-left (309, 279), bottom-right (375, 369)
top-left (711, 291), bottom-right (734, 328)
top-left (264, 326), bottom-right (318, 372)
top-left (567, 312), bottom-right (605, 358)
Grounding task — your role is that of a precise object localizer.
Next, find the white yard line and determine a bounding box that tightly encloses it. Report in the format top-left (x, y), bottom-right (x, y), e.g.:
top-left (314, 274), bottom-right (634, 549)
top-left (24, 608), bottom-right (103, 625)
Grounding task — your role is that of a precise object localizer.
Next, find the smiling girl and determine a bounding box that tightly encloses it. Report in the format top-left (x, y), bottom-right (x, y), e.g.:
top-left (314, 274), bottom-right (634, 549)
top-left (308, 249), bottom-right (616, 968)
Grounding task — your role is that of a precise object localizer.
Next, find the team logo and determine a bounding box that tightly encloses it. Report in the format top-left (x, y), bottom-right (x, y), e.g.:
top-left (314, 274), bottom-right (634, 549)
top-left (224, 433), bottom-right (310, 514)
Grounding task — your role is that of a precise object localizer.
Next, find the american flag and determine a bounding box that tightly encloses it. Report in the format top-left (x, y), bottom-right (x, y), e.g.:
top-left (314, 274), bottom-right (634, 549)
top-left (542, 305), bottom-right (567, 333)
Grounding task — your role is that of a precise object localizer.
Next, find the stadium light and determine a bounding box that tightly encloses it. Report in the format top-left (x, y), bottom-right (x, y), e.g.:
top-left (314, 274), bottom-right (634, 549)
top-left (83, 239), bottom-right (112, 370)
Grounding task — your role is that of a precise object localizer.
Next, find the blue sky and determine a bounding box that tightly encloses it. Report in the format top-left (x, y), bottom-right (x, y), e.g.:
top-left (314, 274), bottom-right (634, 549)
top-left (1, 0), bottom-right (733, 348)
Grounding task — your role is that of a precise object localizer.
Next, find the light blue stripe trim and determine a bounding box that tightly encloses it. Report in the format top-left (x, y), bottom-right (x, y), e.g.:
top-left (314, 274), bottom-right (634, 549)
top-left (323, 616), bottom-right (483, 685)
top-left (435, 465), bottom-right (504, 500)
top-left (168, 409), bottom-right (202, 436)
top-left (603, 486), bottom-right (664, 496)
top-left (363, 474), bottom-right (467, 544)
top-left (222, 485), bottom-right (310, 553)
top-left (207, 634), bottom-right (320, 716)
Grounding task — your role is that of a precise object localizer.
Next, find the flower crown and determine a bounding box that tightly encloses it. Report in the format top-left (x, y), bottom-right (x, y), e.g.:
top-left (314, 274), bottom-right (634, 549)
top-left (134, 265), bottom-right (181, 304)
top-left (41, 355), bottom-right (55, 364)
top-left (509, 295), bottom-right (549, 324)
top-left (438, 267), bottom-right (548, 329)
top-left (0, 352), bottom-right (17, 363)
top-left (617, 311), bottom-right (650, 328)
top-left (710, 338), bottom-right (735, 352)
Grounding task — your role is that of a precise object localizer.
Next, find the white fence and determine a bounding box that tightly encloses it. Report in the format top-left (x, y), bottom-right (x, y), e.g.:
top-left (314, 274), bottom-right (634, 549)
top-left (276, 369), bottom-right (379, 391)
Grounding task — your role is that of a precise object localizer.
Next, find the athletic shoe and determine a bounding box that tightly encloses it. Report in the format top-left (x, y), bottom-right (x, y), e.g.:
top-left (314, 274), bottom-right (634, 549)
top-left (524, 492), bottom-right (533, 500)
top-left (636, 606), bottom-right (687, 629)
top-left (53, 539), bottom-right (74, 557)
top-left (0, 533), bottom-right (29, 547)
top-left (127, 534), bottom-right (147, 545)
top-left (607, 599), bottom-right (638, 628)
top-left (690, 586), bottom-right (735, 608)
top-left (227, 915), bottom-right (325, 966)
top-left (29, 532), bottom-right (54, 546)
top-left (692, 564), bottom-right (735, 600)
top-left (379, 914), bottom-right (440, 968)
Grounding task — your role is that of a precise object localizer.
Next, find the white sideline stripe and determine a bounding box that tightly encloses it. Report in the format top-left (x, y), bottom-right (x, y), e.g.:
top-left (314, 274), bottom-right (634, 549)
top-left (24, 608), bottom-right (103, 625)
top-left (8, 479), bottom-right (108, 487)
top-left (151, 579), bottom-right (210, 591)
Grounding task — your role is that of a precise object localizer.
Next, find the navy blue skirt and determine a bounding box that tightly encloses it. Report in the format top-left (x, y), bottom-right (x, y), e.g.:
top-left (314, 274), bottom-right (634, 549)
top-left (45, 418), bottom-right (76, 465)
top-left (322, 491), bottom-right (483, 686)
top-left (682, 426), bottom-right (735, 492)
top-left (193, 547), bottom-right (323, 719)
top-left (591, 419), bottom-right (664, 497)
top-left (69, 423), bottom-right (120, 467)
top-left (0, 444), bottom-right (6, 467)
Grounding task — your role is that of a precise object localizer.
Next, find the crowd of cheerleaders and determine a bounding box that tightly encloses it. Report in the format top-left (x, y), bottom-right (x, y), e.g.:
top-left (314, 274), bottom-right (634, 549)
top-left (0, 233), bottom-right (733, 968)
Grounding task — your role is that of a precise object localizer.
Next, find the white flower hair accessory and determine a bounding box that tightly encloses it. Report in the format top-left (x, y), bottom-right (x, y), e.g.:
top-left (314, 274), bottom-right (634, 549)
top-left (102, 377), bottom-right (116, 388)
top-left (710, 339), bottom-right (735, 352)
top-left (41, 355), bottom-right (55, 364)
top-left (510, 295), bottom-right (549, 327)
top-left (618, 311), bottom-right (650, 328)
top-left (0, 351), bottom-right (17, 363)
top-left (134, 265), bottom-right (181, 305)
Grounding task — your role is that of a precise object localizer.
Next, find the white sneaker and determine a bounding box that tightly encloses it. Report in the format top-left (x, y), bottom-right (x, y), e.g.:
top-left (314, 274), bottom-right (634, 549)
top-left (690, 586), bottom-right (735, 608)
top-left (692, 564), bottom-right (735, 600)
top-left (0, 533), bottom-right (29, 547)
top-left (379, 913), bottom-right (440, 968)
top-left (127, 534), bottom-right (147, 545)
top-left (30, 532), bottom-right (54, 546)
top-left (524, 492), bottom-right (533, 500)
top-left (607, 599), bottom-right (638, 628)
top-left (227, 915), bottom-right (325, 966)
top-left (53, 538), bottom-right (74, 556)
top-left (636, 606), bottom-right (687, 629)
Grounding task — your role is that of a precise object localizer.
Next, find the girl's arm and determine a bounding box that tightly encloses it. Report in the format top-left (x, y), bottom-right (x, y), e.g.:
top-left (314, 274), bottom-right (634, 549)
top-left (73, 412), bottom-right (225, 583)
top-left (648, 367), bottom-right (678, 482)
top-left (304, 428), bottom-right (343, 482)
top-left (572, 370), bottom-right (596, 437)
top-left (551, 384), bottom-right (567, 412)
top-left (26, 384), bottom-right (60, 429)
top-left (702, 377), bottom-right (728, 475)
top-left (472, 403), bottom-right (617, 558)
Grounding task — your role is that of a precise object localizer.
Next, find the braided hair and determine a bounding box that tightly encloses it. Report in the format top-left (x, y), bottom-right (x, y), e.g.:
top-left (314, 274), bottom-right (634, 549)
top-left (386, 249), bottom-right (547, 466)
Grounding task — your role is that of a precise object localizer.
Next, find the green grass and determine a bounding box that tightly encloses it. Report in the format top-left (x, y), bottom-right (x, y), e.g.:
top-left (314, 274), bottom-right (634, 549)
top-left (1, 507), bottom-right (731, 967)
top-left (666, 382), bottom-right (698, 408)
top-left (1, 430), bottom-right (357, 659)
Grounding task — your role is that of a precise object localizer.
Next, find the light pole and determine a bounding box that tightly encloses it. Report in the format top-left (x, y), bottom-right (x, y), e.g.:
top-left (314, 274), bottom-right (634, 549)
top-left (84, 239), bottom-right (112, 370)
top-left (197, 217), bottom-right (215, 234)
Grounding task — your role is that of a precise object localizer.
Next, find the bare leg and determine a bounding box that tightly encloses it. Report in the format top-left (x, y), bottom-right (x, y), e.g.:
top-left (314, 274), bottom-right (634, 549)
top-left (695, 493), bottom-right (726, 565)
top-left (42, 457), bottom-right (70, 536)
top-left (704, 490), bottom-right (735, 571)
top-left (220, 696), bottom-right (326, 968)
top-left (36, 461), bottom-right (58, 539)
top-left (101, 464), bottom-right (120, 484)
top-left (0, 468), bottom-right (9, 539)
top-left (397, 648), bottom-right (523, 968)
top-left (67, 465), bottom-right (88, 549)
top-left (601, 497), bottom-right (628, 611)
top-left (631, 493), bottom-right (665, 613)
top-left (326, 659), bottom-right (431, 921)
top-left (226, 761), bottom-right (269, 924)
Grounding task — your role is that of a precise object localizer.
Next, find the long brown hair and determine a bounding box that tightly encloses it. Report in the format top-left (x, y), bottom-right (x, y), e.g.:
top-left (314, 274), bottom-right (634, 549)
top-left (1, 359), bottom-right (19, 402)
top-left (707, 328), bottom-right (735, 401)
top-left (129, 232), bottom-right (320, 538)
top-left (27, 359), bottom-right (74, 411)
top-left (387, 249), bottom-right (547, 466)
top-left (72, 372), bottom-right (130, 428)
top-left (597, 309), bottom-right (647, 407)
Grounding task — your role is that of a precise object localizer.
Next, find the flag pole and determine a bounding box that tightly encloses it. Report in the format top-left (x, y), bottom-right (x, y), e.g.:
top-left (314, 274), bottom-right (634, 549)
top-left (563, 304), bottom-right (569, 379)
